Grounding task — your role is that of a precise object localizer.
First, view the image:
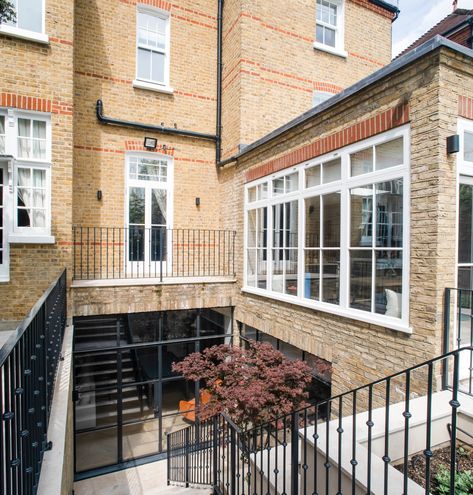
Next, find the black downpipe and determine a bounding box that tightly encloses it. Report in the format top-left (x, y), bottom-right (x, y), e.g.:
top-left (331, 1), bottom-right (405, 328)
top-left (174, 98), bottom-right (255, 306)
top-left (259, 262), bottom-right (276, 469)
top-left (216, 0), bottom-right (224, 164)
top-left (95, 99), bottom-right (218, 142)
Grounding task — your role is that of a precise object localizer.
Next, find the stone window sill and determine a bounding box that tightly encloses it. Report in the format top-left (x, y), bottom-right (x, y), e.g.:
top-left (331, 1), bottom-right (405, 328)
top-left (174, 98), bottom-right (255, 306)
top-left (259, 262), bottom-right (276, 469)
top-left (0, 25), bottom-right (49, 44)
top-left (9, 234), bottom-right (55, 244)
top-left (313, 42), bottom-right (348, 59)
top-left (132, 80), bottom-right (174, 95)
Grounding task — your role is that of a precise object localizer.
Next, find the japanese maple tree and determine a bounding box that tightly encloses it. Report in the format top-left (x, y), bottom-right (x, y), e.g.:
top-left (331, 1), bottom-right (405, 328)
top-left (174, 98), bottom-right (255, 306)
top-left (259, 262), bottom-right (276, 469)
top-left (172, 341), bottom-right (313, 429)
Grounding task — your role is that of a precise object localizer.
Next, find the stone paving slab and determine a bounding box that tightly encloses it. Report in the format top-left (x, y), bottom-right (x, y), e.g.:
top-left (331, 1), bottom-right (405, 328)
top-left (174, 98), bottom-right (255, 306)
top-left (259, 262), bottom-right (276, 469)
top-left (74, 459), bottom-right (211, 495)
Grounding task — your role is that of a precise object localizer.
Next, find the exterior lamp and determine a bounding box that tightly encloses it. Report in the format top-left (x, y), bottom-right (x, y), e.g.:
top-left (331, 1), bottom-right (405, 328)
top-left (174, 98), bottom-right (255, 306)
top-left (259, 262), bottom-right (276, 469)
top-left (447, 135), bottom-right (460, 154)
top-left (144, 137), bottom-right (158, 150)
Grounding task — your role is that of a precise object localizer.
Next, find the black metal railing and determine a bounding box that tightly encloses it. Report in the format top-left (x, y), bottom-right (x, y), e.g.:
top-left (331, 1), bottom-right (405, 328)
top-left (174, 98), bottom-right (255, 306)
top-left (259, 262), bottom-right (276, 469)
top-left (168, 347), bottom-right (473, 495)
top-left (72, 227), bottom-right (236, 281)
top-left (444, 287), bottom-right (473, 394)
top-left (0, 270), bottom-right (67, 495)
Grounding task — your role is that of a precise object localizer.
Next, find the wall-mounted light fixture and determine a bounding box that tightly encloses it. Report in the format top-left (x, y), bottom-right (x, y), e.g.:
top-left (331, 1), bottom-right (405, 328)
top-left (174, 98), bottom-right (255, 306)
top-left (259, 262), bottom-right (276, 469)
top-left (447, 134), bottom-right (460, 154)
top-left (97, 190), bottom-right (103, 201)
top-left (195, 197), bottom-right (201, 207)
top-left (144, 137), bottom-right (158, 150)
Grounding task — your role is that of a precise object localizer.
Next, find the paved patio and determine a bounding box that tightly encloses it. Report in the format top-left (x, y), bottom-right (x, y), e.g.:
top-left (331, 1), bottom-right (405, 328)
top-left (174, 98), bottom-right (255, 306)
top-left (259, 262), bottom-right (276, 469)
top-left (74, 459), bottom-right (211, 495)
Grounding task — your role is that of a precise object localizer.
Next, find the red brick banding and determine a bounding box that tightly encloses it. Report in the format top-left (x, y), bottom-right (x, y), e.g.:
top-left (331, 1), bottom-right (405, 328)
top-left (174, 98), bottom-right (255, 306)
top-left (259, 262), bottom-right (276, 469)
top-left (125, 140), bottom-right (175, 155)
top-left (459, 96), bottom-right (473, 120)
top-left (245, 103), bottom-right (410, 182)
top-left (1, 92), bottom-right (72, 115)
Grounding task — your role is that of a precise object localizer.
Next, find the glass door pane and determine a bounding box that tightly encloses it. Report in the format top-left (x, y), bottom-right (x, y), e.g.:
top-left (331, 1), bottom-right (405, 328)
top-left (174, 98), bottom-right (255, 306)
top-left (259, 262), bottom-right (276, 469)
top-left (151, 188), bottom-right (167, 262)
top-left (128, 187), bottom-right (145, 262)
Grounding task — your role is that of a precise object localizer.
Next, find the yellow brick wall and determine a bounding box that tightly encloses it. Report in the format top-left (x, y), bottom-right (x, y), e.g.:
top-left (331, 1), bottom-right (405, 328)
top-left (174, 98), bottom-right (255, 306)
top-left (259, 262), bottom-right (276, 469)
top-left (0, 0), bottom-right (74, 319)
top-left (221, 0), bottom-right (393, 157)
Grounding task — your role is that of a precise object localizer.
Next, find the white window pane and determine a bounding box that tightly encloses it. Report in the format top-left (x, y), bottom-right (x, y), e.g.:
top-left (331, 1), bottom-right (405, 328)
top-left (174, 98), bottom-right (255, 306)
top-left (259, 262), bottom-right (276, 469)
top-left (147, 15), bottom-right (157, 31)
top-left (33, 120), bottom-right (46, 139)
top-left (257, 183), bottom-right (268, 200)
top-left (17, 168), bottom-right (31, 187)
top-left (138, 27), bottom-right (148, 45)
top-left (18, 138), bottom-right (31, 158)
top-left (33, 169), bottom-right (46, 188)
top-left (322, 158), bottom-right (341, 183)
top-left (32, 140), bottom-right (46, 159)
top-left (351, 147), bottom-right (373, 176)
top-left (18, 118), bottom-right (30, 137)
top-left (138, 12), bottom-right (148, 29)
top-left (0, 115), bottom-right (4, 135)
top-left (156, 16), bottom-right (166, 33)
top-left (316, 24), bottom-right (324, 43)
top-left (18, 0), bottom-right (43, 33)
top-left (248, 187), bottom-right (257, 202)
top-left (18, 208), bottom-right (31, 227)
top-left (465, 132), bottom-right (473, 162)
top-left (376, 138), bottom-right (403, 170)
top-left (247, 210), bottom-right (257, 247)
top-left (286, 173), bottom-right (298, 193)
top-left (33, 190), bottom-right (45, 208)
top-left (147, 30), bottom-right (158, 48)
top-left (151, 51), bottom-right (165, 83)
top-left (156, 33), bottom-right (166, 51)
top-left (33, 209), bottom-right (46, 228)
top-left (350, 250), bottom-right (372, 311)
top-left (137, 48), bottom-right (151, 80)
top-left (273, 178), bottom-right (284, 195)
top-left (306, 165), bottom-right (321, 188)
top-left (324, 27), bottom-right (336, 47)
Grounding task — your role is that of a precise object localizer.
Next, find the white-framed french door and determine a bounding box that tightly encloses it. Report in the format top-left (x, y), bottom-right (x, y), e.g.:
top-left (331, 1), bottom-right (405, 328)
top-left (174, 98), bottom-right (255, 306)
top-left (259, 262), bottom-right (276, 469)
top-left (0, 161), bottom-right (10, 282)
top-left (457, 175), bottom-right (473, 378)
top-left (125, 153), bottom-right (173, 277)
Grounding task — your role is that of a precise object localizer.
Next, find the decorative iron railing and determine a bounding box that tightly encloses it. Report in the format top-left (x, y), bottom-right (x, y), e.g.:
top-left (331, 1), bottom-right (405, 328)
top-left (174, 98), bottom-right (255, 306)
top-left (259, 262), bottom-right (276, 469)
top-left (72, 227), bottom-right (236, 281)
top-left (0, 270), bottom-right (67, 495)
top-left (168, 347), bottom-right (473, 495)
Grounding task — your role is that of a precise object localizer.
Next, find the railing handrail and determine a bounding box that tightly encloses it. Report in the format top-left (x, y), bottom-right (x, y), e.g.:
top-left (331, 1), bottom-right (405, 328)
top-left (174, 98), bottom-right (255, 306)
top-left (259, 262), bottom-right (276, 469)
top-left (0, 269), bottom-right (66, 368)
top-left (72, 225), bottom-right (236, 233)
top-left (168, 346), bottom-right (472, 439)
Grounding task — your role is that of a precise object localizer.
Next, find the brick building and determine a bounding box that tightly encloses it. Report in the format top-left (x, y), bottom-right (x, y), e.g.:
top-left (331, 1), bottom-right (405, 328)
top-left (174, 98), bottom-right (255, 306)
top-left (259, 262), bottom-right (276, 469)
top-left (5, 0), bottom-right (473, 485)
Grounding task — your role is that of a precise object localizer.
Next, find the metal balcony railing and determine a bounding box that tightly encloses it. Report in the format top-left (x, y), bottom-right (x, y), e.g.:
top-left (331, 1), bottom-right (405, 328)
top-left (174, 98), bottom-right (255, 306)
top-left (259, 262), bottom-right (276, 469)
top-left (72, 227), bottom-right (236, 281)
top-left (168, 347), bottom-right (473, 495)
top-left (0, 270), bottom-right (67, 495)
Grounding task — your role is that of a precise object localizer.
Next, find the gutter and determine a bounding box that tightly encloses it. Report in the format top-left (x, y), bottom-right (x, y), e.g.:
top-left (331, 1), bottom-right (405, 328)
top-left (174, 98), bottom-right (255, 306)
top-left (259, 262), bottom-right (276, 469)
top-left (95, 99), bottom-right (218, 142)
top-left (216, 0), bottom-right (224, 163)
top-left (217, 36), bottom-right (473, 169)
top-left (369, 0), bottom-right (400, 21)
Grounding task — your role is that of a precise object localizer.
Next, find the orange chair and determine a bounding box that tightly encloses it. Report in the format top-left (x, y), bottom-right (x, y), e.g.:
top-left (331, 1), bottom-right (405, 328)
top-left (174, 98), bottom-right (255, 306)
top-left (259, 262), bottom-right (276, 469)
top-left (179, 389), bottom-right (212, 422)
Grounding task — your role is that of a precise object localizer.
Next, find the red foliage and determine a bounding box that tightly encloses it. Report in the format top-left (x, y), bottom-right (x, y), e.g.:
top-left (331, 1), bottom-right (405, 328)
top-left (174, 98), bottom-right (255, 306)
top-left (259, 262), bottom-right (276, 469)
top-left (172, 342), bottom-right (313, 429)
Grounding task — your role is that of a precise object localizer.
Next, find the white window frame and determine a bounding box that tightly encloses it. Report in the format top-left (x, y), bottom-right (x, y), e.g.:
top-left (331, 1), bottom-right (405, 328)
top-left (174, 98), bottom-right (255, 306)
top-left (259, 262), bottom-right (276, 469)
top-left (0, 0), bottom-right (48, 44)
top-left (0, 161), bottom-right (11, 282)
top-left (313, 0), bottom-right (347, 58)
top-left (0, 108), bottom-right (54, 244)
top-left (312, 90), bottom-right (335, 108)
top-left (124, 152), bottom-right (174, 273)
top-left (133, 5), bottom-right (173, 94)
top-left (456, 118), bottom-right (473, 289)
top-left (244, 125), bottom-right (411, 333)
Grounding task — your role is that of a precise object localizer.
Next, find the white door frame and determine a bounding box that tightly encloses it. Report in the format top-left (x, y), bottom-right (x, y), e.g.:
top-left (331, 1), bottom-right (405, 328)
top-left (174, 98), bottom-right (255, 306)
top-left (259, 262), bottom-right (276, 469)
top-left (124, 152), bottom-right (173, 277)
top-left (0, 160), bottom-right (11, 282)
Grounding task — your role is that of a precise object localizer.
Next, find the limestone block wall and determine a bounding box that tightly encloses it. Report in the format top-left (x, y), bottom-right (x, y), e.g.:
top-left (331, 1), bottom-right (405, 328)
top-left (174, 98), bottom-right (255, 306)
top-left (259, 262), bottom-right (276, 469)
top-left (219, 46), bottom-right (470, 395)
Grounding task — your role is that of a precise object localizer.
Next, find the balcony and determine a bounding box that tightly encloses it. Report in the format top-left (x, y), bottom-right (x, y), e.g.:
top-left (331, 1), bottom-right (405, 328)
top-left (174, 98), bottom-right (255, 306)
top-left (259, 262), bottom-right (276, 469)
top-left (72, 227), bottom-right (236, 286)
